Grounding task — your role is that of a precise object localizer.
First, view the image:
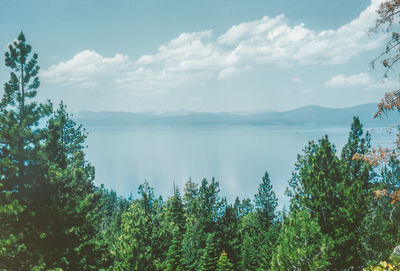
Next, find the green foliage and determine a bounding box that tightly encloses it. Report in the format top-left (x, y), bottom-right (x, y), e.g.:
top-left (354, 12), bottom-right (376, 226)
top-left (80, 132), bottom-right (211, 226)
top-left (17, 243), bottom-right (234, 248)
top-left (0, 31), bottom-right (52, 269)
top-left (239, 212), bottom-right (266, 270)
top-left (362, 155), bottom-right (400, 266)
top-left (182, 216), bottom-right (201, 270)
top-left (114, 201), bottom-right (152, 270)
top-left (200, 233), bottom-right (219, 271)
top-left (165, 185), bottom-right (186, 271)
top-left (254, 171), bottom-right (277, 228)
top-left (166, 185), bottom-right (186, 234)
top-left (271, 209), bottom-right (334, 270)
top-left (166, 227), bottom-right (185, 271)
top-left (287, 123), bottom-right (373, 270)
top-left (216, 251), bottom-right (234, 271)
top-left (216, 203), bottom-right (241, 268)
top-left (0, 32), bottom-right (115, 270)
top-left (182, 178), bottom-right (223, 270)
top-left (0, 185), bottom-right (27, 269)
top-left (39, 103), bottom-right (98, 270)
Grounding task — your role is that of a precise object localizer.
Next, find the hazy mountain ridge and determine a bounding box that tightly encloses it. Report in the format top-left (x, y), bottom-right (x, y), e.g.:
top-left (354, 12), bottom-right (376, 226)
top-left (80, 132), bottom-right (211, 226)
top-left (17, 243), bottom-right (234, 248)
top-left (76, 103), bottom-right (398, 127)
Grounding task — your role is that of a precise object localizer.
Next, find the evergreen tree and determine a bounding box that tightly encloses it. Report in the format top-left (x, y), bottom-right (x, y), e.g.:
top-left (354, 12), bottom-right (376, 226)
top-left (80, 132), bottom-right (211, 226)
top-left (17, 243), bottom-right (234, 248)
top-left (0, 181), bottom-right (26, 269)
top-left (166, 185), bottom-right (186, 234)
top-left (239, 213), bottom-right (262, 271)
top-left (0, 32), bottom-right (101, 270)
top-left (271, 209), bottom-right (334, 270)
top-left (136, 181), bottom-right (168, 270)
top-left (39, 102), bottom-right (98, 270)
top-left (164, 185), bottom-right (186, 270)
top-left (166, 227), bottom-right (185, 271)
top-left (287, 136), bottom-right (362, 270)
top-left (200, 233), bottom-right (219, 271)
top-left (233, 196), bottom-right (253, 218)
top-left (182, 178), bottom-right (223, 270)
top-left (340, 116), bottom-right (373, 268)
top-left (254, 171), bottom-right (277, 228)
top-left (182, 216), bottom-right (201, 271)
top-left (254, 171), bottom-right (279, 270)
top-left (216, 251), bottom-right (234, 271)
top-left (0, 31), bottom-right (52, 269)
top-left (341, 116), bottom-right (372, 182)
top-left (216, 203), bottom-right (241, 268)
top-left (183, 178), bottom-right (198, 216)
top-left (89, 187), bottom-right (129, 269)
top-left (114, 201), bottom-right (153, 270)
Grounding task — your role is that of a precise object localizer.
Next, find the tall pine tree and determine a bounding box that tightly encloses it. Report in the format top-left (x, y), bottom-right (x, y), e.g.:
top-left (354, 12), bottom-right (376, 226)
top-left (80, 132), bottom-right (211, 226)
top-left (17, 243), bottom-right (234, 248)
top-left (0, 31), bottom-right (52, 269)
top-left (287, 136), bottom-right (363, 270)
top-left (254, 171), bottom-right (277, 228)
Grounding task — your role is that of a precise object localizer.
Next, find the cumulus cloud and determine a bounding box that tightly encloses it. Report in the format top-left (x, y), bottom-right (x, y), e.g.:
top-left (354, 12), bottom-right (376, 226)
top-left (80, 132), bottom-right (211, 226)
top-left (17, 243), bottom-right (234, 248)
top-left (42, 0), bottom-right (386, 94)
top-left (218, 0), bottom-right (384, 66)
top-left (324, 72), bottom-right (399, 90)
top-left (325, 73), bottom-right (372, 87)
top-left (42, 50), bottom-right (130, 88)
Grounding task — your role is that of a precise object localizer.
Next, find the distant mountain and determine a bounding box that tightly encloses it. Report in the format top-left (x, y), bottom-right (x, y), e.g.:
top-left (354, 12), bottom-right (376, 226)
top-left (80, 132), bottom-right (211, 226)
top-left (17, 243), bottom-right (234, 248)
top-left (75, 103), bottom-right (399, 128)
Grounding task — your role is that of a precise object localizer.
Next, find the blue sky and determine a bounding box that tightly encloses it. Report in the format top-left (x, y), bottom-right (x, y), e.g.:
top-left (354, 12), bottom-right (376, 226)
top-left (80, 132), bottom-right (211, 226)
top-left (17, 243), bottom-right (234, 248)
top-left (0, 0), bottom-right (396, 113)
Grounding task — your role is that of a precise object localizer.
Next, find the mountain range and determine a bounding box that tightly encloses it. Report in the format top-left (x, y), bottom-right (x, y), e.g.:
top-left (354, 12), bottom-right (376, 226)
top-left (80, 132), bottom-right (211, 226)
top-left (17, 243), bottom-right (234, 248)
top-left (75, 103), bottom-right (399, 128)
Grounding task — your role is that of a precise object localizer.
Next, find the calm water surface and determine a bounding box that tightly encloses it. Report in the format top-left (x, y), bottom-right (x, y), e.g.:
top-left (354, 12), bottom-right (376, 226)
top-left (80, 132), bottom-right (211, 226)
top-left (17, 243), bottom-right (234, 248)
top-left (84, 125), bottom-right (388, 207)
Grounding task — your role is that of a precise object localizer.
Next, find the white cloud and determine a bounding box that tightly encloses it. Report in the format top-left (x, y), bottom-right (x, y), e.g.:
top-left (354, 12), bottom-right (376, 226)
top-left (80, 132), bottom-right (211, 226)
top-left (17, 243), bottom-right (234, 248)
top-left (128, 0), bottom-right (385, 91)
top-left (219, 0), bottom-right (385, 66)
top-left (42, 50), bottom-right (130, 88)
top-left (324, 73), bottom-right (399, 90)
top-left (325, 73), bottom-right (372, 87)
top-left (42, 0), bottom-right (386, 93)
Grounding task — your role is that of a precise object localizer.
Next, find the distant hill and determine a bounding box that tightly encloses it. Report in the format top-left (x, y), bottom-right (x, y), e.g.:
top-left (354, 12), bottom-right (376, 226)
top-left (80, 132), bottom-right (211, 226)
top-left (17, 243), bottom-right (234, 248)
top-left (75, 103), bottom-right (399, 128)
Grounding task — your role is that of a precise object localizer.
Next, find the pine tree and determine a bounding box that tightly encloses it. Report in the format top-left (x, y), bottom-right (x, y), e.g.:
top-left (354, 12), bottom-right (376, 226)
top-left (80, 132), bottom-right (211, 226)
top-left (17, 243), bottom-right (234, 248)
top-left (341, 116), bottom-right (372, 181)
top-left (0, 181), bottom-right (26, 269)
top-left (239, 213), bottom-right (261, 271)
top-left (340, 116), bottom-right (373, 268)
top-left (182, 179), bottom-right (201, 270)
top-left (0, 31), bottom-right (52, 269)
top-left (200, 233), bottom-right (219, 271)
top-left (254, 171), bottom-right (277, 228)
top-left (37, 103), bottom-right (97, 269)
top-left (114, 201), bottom-right (152, 270)
top-left (216, 251), bottom-right (234, 271)
top-left (271, 209), bottom-right (334, 270)
top-left (182, 217), bottom-right (201, 271)
top-left (166, 227), bottom-right (185, 271)
top-left (183, 178), bottom-right (198, 216)
top-left (216, 204), bottom-right (241, 268)
top-left (287, 136), bottom-right (361, 270)
top-left (254, 171), bottom-right (278, 269)
top-left (233, 196), bottom-right (253, 218)
top-left (165, 185), bottom-right (186, 270)
top-left (166, 185), bottom-right (186, 234)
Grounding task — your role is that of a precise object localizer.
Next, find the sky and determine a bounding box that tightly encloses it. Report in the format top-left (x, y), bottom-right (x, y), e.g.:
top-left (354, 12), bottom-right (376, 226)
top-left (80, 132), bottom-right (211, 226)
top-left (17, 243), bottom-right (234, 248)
top-left (0, 0), bottom-right (397, 113)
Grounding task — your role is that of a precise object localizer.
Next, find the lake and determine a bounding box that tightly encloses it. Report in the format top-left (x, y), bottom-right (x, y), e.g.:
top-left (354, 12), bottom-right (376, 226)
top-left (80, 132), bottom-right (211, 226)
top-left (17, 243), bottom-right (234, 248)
top-left (84, 124), bottom-right (391, 208)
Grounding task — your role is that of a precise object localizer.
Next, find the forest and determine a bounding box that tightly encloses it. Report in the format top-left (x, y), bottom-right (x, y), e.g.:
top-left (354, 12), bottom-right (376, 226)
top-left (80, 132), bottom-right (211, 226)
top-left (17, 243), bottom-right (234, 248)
top-left (2, 2), bottom-right (400, 271)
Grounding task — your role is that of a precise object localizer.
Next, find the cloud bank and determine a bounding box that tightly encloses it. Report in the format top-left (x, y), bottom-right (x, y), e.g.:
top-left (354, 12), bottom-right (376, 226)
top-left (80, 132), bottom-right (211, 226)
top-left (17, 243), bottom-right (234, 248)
top-left (42, 0), bottom-right (386, 94)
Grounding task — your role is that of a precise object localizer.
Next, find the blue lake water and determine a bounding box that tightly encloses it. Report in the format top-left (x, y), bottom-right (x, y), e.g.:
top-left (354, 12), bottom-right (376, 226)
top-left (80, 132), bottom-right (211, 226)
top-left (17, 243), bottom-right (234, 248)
top-left (84, 125), bottom-right (390, 208)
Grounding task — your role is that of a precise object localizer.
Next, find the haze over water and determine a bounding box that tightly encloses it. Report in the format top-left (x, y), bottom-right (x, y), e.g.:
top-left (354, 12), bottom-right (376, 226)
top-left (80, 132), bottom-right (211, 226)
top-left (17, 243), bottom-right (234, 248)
top-left (84, 124), bottom-right (390, 207)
